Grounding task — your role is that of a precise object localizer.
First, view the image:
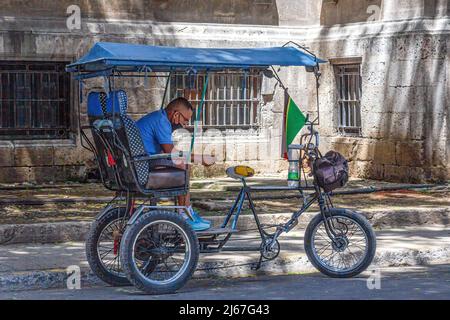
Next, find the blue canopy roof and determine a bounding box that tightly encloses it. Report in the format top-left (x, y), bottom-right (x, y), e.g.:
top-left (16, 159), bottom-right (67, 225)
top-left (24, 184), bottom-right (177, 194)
top-left (66, 42), bottom-right (325, 75)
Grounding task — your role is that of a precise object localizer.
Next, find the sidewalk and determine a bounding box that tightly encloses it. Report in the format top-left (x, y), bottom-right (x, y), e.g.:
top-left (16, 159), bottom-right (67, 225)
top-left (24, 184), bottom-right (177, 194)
top-left (1, 225), bottom-right (449, 291)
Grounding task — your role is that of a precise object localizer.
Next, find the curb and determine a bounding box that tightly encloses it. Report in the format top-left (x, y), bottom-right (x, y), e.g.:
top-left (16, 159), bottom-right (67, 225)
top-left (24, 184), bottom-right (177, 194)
top-left (1, 208), bottom-right (450, 245)
top-left (1, 246), bottom-right (449, 292)
top-left (0, 269), bottom-right (103, 292)
top-left (0, 221), bottom-right (91, 245)
top-left (196, 246), bottom-right (450, 278)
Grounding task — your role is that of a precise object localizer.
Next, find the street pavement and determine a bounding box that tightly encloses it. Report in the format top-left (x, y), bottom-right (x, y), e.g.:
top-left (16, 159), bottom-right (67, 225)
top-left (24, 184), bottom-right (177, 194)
top-left (1, 264), bottom-right (449, 300)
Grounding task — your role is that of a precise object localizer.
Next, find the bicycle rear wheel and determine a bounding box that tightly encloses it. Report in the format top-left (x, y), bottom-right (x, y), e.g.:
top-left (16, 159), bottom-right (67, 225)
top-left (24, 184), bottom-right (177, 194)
top-left (85, 207), bottom-right (130, 286)
top-left (120, 210), bottom-right (199, 294)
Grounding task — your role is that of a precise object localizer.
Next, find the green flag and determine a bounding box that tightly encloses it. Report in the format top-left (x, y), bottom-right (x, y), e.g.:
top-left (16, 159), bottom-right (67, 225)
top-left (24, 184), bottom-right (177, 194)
top-left (282, 94), bottom-right (306, 159)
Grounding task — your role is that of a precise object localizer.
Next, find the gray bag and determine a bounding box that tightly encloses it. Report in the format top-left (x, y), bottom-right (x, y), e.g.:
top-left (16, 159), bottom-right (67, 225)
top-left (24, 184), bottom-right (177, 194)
top-left (313, 151), bottom-right (349, 192)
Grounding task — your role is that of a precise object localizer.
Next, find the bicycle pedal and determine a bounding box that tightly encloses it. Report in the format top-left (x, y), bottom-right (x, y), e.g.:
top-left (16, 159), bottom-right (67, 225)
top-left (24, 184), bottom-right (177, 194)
top-left (251, 262), bottom-right (261, 271)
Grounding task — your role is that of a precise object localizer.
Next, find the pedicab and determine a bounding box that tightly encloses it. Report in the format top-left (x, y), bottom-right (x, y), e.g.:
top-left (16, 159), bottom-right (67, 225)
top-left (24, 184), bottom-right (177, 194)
top-left (66, 42), bottom-right (376, 294)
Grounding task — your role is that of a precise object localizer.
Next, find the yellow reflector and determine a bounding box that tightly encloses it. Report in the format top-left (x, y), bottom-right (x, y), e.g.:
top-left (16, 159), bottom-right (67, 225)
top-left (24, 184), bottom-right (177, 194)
top-left (234, 166), bottom-right (255, 177)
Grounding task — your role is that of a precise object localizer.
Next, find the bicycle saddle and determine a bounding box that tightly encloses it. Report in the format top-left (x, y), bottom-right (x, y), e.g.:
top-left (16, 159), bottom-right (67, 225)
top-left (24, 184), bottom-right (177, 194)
top-left (226, 166), bottom-right (255, 180)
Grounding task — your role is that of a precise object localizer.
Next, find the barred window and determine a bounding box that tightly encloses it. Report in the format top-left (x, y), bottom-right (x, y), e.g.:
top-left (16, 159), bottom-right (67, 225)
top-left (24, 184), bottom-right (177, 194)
top-left (168, 71), bottom-right (262, 128)
top-left (0, 61), bottom-right (71, 140)
top-left (334, 64), bottom-right (362, 135)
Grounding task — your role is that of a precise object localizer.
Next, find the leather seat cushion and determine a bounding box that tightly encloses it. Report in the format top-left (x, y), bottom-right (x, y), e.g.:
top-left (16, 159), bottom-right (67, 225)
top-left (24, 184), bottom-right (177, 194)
top-left (146, 168), bottom-right (187, 190)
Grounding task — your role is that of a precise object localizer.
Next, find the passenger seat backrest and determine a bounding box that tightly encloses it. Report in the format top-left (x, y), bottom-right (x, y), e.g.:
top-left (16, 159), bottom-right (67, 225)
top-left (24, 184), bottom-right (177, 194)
top-left (87, 91), bottom-right (119, 189)
top-left (87, 92), bottom-right (107, 118)
top-left (116, 91), bottom-right (150, 187)
top-left (99, 90), bottom-right (142, 190)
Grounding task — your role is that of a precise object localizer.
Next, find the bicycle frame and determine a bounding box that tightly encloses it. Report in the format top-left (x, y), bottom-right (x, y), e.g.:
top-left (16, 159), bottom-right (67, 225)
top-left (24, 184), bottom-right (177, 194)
top-left (202, 121), bottom-right (345, 268)
top-left (219, 179), bottom-right (337, 246)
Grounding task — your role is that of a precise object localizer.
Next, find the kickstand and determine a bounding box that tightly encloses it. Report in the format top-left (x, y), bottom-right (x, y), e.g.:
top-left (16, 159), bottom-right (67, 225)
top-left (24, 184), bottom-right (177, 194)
top-left (251, 254), bottom-right (263, 271)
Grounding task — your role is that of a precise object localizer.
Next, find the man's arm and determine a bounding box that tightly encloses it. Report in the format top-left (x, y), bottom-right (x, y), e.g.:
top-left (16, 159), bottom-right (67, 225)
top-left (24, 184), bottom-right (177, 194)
top-left (161, 143), bottom-right (175, 154)
top-left (161, 144), bottom-right (215, 167)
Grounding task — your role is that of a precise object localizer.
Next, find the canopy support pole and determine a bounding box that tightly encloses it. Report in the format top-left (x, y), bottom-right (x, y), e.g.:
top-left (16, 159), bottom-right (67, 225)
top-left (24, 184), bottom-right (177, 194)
top-left (187, 72), bottom-right (209, 164)
top-left (313, 68), bottom-right (321, 125)
top-left (160, 71), bottom-right (172, 110)
top-left (110, 73), bottom-right (119, 149)
top-left (271, 65), bottom-right (321, 125)
top-left (282, 40), bottom-right (323, 125)
top-left (270, 66), bottom-right (287, 91)
top-left (77, 79), bottom-right (94, 153)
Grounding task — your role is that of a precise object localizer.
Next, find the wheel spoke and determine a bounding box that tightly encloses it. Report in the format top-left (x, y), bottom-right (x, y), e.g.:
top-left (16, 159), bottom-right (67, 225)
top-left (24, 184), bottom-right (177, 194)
top-left (104, 255), bottom-right (119, 271)
top-left (310, 215), bottom-right (370, 273)
top-left (316, 242), bottom-right (332, 256)
top-left (99, 248), bottom-right (114, 259)
top-left (95, 214), bottom-right (127, 277)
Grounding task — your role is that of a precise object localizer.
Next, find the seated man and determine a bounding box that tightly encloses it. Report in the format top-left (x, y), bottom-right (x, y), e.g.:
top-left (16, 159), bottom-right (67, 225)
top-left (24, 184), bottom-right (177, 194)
top-left (137, 97), bottom-right (213, 231)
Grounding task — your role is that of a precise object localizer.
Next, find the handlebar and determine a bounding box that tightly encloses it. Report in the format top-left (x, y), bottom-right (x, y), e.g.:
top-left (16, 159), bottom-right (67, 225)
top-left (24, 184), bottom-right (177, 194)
top-left (289, 120), bottom-right (320, 152)
top-left (306, 121), bottom-right (320, 147)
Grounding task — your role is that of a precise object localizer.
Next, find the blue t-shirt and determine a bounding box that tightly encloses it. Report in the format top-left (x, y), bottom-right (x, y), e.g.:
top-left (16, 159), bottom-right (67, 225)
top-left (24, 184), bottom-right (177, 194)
top-left (136, 109), bottom-right (173, 155)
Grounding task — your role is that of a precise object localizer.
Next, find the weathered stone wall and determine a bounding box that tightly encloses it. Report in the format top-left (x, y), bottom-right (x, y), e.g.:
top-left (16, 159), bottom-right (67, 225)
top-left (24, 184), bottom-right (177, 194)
top-left (320, 0), bottom-right (383, 25)
top-left (311, 23), bottom-right (450, 183)
top-left (0, 0), bottom-right (449, 183)
top-left (0, 0), bottom-right (279, 25)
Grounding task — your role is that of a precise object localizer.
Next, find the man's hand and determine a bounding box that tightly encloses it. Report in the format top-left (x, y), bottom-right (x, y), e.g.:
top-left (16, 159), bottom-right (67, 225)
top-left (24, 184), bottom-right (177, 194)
top-left (202, 155), bottom-right (216, 167)
top-left (171, 152), bottom-right (215, 168)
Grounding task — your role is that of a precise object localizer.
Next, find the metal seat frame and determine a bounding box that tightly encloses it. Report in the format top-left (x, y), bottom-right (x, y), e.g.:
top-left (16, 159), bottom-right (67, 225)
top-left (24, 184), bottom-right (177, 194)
top-left (82, 90), bottom-right (192, 221)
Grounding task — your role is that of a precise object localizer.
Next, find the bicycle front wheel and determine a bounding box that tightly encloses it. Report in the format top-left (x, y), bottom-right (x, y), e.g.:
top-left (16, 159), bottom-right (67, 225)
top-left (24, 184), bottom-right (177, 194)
top-left (304, 209), bottom-right (376, 278)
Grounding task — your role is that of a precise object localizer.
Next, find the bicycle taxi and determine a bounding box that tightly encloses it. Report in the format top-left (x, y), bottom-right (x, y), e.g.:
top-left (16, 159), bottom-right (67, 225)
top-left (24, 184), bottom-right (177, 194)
top-left (66, 42), bottom-right (376, 294)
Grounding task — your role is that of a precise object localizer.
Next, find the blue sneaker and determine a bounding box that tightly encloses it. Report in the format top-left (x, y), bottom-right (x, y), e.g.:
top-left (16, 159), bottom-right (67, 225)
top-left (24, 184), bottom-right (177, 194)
top-left (190, 209), bottom-right (212, 226)
top-left (184, 217), bottom-right (211, 231)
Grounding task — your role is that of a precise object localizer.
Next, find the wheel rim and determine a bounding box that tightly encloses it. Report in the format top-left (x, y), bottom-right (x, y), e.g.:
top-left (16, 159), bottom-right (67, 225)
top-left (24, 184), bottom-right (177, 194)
top-left (97, 217), bottom-right (127, 277)
top-left (311, 216), bottom-right (369, 273)
top-left (131, 220), bottom-right (191, 286)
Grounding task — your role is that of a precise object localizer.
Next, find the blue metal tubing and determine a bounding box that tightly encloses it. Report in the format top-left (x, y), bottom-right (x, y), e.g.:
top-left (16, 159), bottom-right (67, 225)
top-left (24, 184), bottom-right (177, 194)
top-left (219, 183), bottom-right (266, 237)
top-left (221, 187), bottom-right (244, 229)
top-left (231, 189), bottom-right (247, 230)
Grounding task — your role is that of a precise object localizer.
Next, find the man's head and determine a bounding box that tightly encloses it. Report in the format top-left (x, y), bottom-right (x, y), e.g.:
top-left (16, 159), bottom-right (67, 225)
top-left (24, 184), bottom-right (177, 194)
top-left (165, 97), bottom-right (194, 130)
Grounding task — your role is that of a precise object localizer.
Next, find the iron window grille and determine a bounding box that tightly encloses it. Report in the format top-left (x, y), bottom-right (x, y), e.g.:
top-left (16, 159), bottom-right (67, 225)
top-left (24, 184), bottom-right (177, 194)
top-left (168, 71), bottom-right (262, 128)
top-left (334, 64), bottom-right (362, 136)
top-left (0, 61), bottom-right (71, 140)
